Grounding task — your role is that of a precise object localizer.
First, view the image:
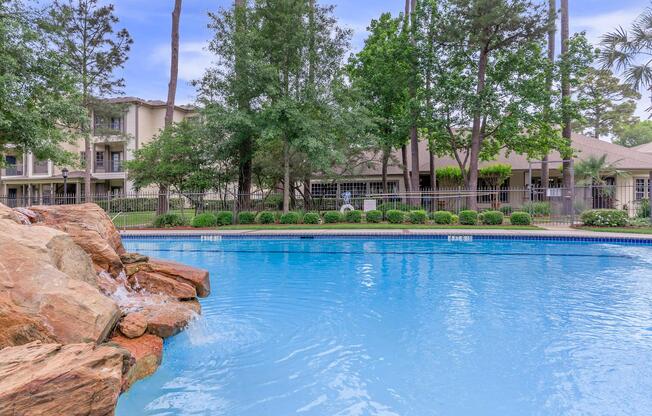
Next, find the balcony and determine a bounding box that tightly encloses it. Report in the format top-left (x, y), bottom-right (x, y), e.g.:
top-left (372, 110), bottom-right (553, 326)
top-left (32, 160), bottom-right (49, 175)
top-left (5, 164), bottom-right (24, 176)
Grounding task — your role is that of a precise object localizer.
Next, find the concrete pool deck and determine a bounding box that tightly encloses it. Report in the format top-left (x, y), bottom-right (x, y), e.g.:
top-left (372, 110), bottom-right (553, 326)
top-left (120, 227), bottom-right (652, 241)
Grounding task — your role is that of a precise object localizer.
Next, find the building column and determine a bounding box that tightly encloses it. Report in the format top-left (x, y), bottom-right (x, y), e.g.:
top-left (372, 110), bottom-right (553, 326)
top-left (76, 182), bottom-right (81, 203)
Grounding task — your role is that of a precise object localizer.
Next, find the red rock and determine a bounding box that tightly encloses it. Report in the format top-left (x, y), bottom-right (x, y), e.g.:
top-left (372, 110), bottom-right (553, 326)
top-left (30, 203), bottom-right (126, 277)
top-left (129, 270), bottom-right (197, 299)
top-left (0, 296), bottom-right (56, 349)
top-left (0, 203), bottom-right (21, 223)
top-left (142, 299), bottom-right (201, 338)
top-left (0, 341), bottom-right (131, 416)
top-left (147, 258), bottom-right (211, 297)
top-left (118, 312), bottom-right (148, 338)
top-left (110, 334), bottom-right (163, 390)
top-left (14, 207), bottom-right (39, 223)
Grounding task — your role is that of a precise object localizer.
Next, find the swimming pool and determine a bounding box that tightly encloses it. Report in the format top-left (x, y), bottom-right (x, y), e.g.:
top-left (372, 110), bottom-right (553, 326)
top-left (116, 236), bottom-right (652, 415)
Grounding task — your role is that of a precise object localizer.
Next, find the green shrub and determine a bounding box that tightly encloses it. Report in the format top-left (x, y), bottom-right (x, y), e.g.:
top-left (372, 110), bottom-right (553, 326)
top-left (628, 217), bottom-right (651, 227)
top-left (215, 211), bottom-right (233, 226)
top-left (323, 211), bottom-right (343, 223)
top-left (303, 212), bottom-right (321, 224)
top-left (432, 211), bottom-right (453, 225)
top-left (264, 194), bottom-right (283, 210)
top-left (637, 198), bottom-right (650, 219)
top-left (481, 210), bottom-right (504, 225)
top-left (377, 202), bottom-right (413, 212)
top-left (97, 197), bottom-right (184, 213)
top-left (191, 212), bottom-right (218, 228)
top-left (459, 210), bottom-right (478, 225)
top-left (386, 209), bottom-right (404, 224)
top-left (522, 201), bottom-right (551, 217)
top-left (510, 212), bottom-right (532, 226)
top-left (451, 214), bottom-right (459, 224)
top-left (238, 211), bottom-right (256, 224)
top-left (365, 210), bottom-right (383, 223)
top-left (581, 209), bottom-right (628, 227)
top-left (153, 213), bottom-right (189, 228)
top-left (499, 205), bottom-right (514, 215)
top-left (280, 212), bottom-right (301, 224)
top-left (408, 210), bottom-right (428, 224)
top-left (345, 210), bottom-right (363, 223)
top-left (257, 211), bottom-right (276, 224)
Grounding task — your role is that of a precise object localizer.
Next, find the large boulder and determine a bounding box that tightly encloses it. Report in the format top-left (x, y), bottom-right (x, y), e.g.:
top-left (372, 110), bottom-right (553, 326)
top-left (110, 334), bottom-right (163, 390)
top-left (0, 203), bottom-right (21, 224)
top-left (0, 219), bottom-right (120, 344)
top-left (0, 341), bottom-right (131, 416)
top-left (30, 203), bottom-right (126, 277)
top-left (126, 258), bottom-right (210, 298)
top-left (142, 299), bottom-right (201, 338)
top-left (129, 270), bottom-right (197, 300)
top-left (0, 296), bottom-right (57, 349)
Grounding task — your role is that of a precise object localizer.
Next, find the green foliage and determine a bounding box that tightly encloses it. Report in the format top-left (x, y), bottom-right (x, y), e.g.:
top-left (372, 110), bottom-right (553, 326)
top-left (376, 202), bottom-right (413, 212)
top-left (628, 217), bottom-right (651, 227)
top-left (303, 212), bottom-right (321, 224)
top-left (435, 166), bottom-right (465, 188)
top-left (614, 121), bottom-right (652, 147)
top-left (481, 211), bottom-right (504, 225)
top-left (574, 154), bottom-right (628, 186)
top-left (153, 213), bottom-right (189, 228)
top-left (581, 209), bottom-right (628, 227)
top-left (479, 164), bottom-right (512, 188)
top-left (459, 210), bottom-right (478, 225)
top-left (365, 210), bottom-right (383, 223)
top-left (432, 211), bottom-right (453, 225)
top-left (280, 212), bottom-right (301, 224)
top-left (510, 212), bottom-right (532, 226)
top-left (192, 213), bottom-right (218, 228)
top-left (238, 212), bottom-right (257, 224)
top-left (323, 211), bottom-right (343, 224)
top-left (256, 211), bottom-right (276, 224)
top-left (451, 214), bottom-right (459, 224)
top-left (386, 209), bottom-right (404, 224)
top-left (215, 211), bottom-right (234, 226)
top-left (499, 205), bottom-right (514, 215)
top-left (522, 201), bottom-right (551, 217)
top-left (408, 210), bottom-right (428, 224)
top-left (96, 197), bottom-right (184, 213)
top-left (344, 210), bottom-right (363, 223)
top-left (637, 199), bottom-right (650, 219)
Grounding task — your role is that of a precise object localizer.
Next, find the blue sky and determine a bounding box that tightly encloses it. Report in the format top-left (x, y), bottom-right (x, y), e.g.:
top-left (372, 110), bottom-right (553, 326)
top-left (106, 0), bottom-right (650, 112)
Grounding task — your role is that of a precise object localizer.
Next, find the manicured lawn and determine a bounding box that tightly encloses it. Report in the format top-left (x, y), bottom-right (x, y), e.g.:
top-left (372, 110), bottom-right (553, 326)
top-left (579, 227), bottom-right (652, 235)
top-left (219, 223), bottom-right (540, 230)
top-left (111, 209), bottom-right (195, 228)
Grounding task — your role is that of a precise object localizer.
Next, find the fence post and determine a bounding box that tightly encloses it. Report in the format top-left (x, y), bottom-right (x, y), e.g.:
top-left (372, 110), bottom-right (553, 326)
top-left (569, 159), bottom-right (575, 226)
top-left (649, 171), bottom-right (652, 223)
top-left (232, 191), bottom-right (238, 225)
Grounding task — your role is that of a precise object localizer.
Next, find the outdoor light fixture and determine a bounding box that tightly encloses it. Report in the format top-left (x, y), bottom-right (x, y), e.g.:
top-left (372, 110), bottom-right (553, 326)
top-left (61, 167), bottom-right (69, 198)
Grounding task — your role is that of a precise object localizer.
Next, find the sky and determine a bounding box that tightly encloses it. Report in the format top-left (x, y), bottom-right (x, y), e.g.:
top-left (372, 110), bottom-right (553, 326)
top-left (103, 0), bottom-right (651, 114)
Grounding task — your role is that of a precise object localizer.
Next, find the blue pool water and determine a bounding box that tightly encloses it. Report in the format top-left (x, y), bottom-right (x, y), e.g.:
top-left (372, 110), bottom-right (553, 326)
top-left (116, 237), bottom-right (652, 416)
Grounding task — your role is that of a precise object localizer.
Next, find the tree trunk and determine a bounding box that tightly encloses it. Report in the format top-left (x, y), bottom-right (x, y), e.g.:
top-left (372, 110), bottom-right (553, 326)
top-left (408, 0), bottom-right (420, 200)
top-left (468, 48), bottom-right (489, 211)
top-left (541, 0), bottom-right (555, 202)
top-left (429, 150), bottom-right (436, 190)
top-left (159, 0), bottom-right (182, 215)
top-left (235, 0), bottom-right (252, 210)
top-left (401, 145), bottom-right (411, 196)
top-left (561, 0), bottom-right (573, 216)
top-left (84, 135), bottom-right (92, 202)
top-left (381, 149), bottom-right (389, 194)
top-left (282, 138), bottom-right (290, 214)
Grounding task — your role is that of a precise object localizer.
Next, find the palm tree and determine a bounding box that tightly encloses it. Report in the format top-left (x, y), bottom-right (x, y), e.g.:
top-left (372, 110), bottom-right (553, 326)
top-left (574, 154), bottom-right (628, 186)
top-left (599, 8), bottom-right (652, 112)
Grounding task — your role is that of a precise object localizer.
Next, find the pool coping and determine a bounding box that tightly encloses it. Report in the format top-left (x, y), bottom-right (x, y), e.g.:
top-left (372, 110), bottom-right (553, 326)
top-left (119, 228), bottom-right (652, 243)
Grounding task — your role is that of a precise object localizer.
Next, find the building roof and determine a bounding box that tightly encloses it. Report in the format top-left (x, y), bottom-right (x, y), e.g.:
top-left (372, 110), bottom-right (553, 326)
top-left (349, 132), bottom-right (652, 177)
top-left (633, 142), bottom-right (652, 154)
top-left (102, 96), bottom-right (196, 112)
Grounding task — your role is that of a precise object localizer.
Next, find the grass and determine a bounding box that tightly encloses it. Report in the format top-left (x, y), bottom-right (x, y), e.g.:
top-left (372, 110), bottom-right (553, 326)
top-left (219, 223), bottom-right (540, 230)
top-left (111, 209), bottom-right (195, 228)
top-left (578, 227), bottom-right (652, 235)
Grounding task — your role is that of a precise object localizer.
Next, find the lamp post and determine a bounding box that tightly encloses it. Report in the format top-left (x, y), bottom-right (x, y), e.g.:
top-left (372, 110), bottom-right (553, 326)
top-left (62, 168), bottom-right (69, 204)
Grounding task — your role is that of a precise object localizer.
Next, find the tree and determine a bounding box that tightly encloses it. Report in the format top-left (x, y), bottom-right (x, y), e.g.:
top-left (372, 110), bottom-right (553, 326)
top-left (614, 120), bottom-right (652, 147)
top-left (348, 13), bottom-right (411, 194)
top-left (417, 0), bottom-right (555, 210)
top-left (574, 154), bottom-right (627, 186)
top-left (157, 0), bottom-right (182, 215)
top-left (479, 163), bottom-right (512, 208)
top-left (0, 1), bottom-right (85, 167)
top-left (47, 0), bottom-right (132, 200)
top-left (560, 0), bottom-right (572, 213)
top-left (576, 68), bottom-right (640, 139)
top-left (541, 0), bottom-right (556, 198)
top-left (600, 7), bottom-right (652, 114)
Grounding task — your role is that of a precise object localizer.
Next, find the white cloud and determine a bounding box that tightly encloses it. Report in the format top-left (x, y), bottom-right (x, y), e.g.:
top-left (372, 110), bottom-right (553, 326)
top-left (571, 8), bottom-right (644, 46)
top-left (150, 41), bottom-right (214, 82)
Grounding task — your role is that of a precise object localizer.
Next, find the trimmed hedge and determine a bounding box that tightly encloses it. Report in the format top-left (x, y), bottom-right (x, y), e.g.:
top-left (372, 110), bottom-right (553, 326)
top-left (499, 205), bottom-right (514, 215)
top-left (257, 211), bottom-right (276, 224)
top-left (481, 210), bottom-right (504, 225)
top-left (432, 211), bottom-right (453, 225)
top-left (377, 202), bottom-right (413, 212)
top-left (581, 209), bottom-right (628, 227)
top-left (238, 211), bottom-right (256, 224)
top-left (303, 212), bottom-right (321, 224)
top-left (365, 210), bottom-right (383, 223)
top-left (510, 211), bottom-right (532, 226)
top-left (408, 210), bottom-right (428, 224)
top-left (280, 212), bottom-right (301, 224)
top-left (386, 209), bottom-right (404, 224)
top-left (191, 212), bottom-right (217, 228)
top-left (215, 211), bottom-right (233, 226)
top-left (323, 211), bottom-right (343, 223)
top-left (459, 210), bottom-right (478, 225)
top-left (522, 201), bottom-right (551, 217)
top-left (345, 210), bottom-right (363, 223)
top-left (153, 213), bottom-right (189, 228)
top-left (451, 214), bottom-right (459, 224)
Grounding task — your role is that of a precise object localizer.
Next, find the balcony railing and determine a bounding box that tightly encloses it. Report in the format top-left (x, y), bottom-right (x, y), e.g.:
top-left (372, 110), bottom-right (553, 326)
top-left (5, 165), bottom-right (24, 176)
top-left (32, 161), bottom-right (49, 175)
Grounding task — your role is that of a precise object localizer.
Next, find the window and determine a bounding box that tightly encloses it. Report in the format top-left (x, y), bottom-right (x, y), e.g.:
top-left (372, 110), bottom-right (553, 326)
top-left (340, 182), bottom-right (367, 198)
top-left (635, 178), bottom-right (648, 200)
top-left (94, 115), bottom-right (123, 133)
top-left (477, 178), bottom-right (510, 203)
top-left (95, 151), bottom-right (104, 168)
top-left (311, 183), bottom-right (337, 198)
top-left (369, 181), bottom-right (398, 194)
top-left (4, 155), bottom-right (22, 176)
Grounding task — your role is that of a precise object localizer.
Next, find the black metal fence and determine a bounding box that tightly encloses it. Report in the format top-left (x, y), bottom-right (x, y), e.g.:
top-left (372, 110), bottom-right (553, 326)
top-left (1, 185), bottom-right (650, 229)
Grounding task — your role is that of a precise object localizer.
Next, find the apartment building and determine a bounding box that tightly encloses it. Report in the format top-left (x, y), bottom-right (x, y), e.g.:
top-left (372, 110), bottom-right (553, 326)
top-left (0, 97), bottom-right (195, 203)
